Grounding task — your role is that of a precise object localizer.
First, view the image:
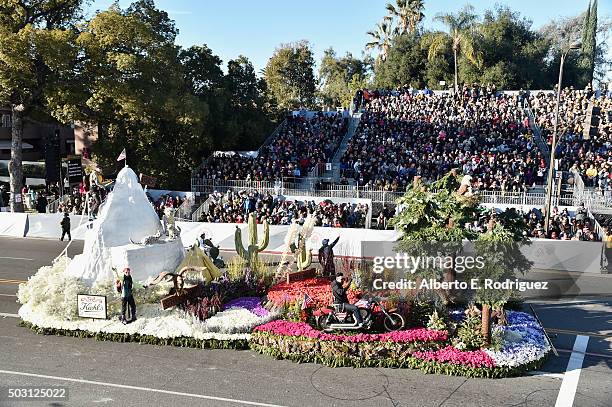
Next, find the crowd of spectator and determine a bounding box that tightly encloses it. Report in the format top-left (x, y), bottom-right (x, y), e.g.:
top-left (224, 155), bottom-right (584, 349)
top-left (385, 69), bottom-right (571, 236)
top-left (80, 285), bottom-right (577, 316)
top-left (341, 87), bottom-right (545, 191)
top-left (461, 204), bottom-right (600, 241)
top-left (54, 182), bottom-right (108, 217)
top-left (521, 205), bottom-right (599, 241)
top-left (530, 87), bottom-right (612, 196)
top-left (148, 193), bottom-right (185, 219)
top-left (196, 112), bottom-right (347, 182)
top-left (199, 189), bottom-right (369, 228)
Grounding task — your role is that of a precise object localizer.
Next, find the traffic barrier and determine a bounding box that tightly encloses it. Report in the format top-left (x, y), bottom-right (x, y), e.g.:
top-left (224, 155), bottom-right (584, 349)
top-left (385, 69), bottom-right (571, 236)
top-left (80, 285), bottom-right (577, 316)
top-left (0, 213), bottom-right (604, 273)
top-left (0, 212), bottom-right (27, 237)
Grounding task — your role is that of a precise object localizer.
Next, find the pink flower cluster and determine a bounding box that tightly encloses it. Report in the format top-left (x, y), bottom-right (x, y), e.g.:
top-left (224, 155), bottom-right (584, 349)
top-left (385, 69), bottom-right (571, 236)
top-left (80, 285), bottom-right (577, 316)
top-left (253, 320), bottom-right (447, 343)
top-left (412, 345), bottom-right (496, 368)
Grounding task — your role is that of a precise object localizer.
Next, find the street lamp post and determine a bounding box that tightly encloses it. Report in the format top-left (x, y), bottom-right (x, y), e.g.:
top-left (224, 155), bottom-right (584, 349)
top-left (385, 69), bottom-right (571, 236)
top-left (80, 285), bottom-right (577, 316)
top-left (544, 41), bottom-right (581, 235)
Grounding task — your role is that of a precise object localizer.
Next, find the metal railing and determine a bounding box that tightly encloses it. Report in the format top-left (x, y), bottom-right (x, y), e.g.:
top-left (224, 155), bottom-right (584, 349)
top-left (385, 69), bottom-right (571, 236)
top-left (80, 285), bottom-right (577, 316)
top-left (524, 106), bottom-right (550, 161)
top-left (174, 194), bottom-right (196, 221)
top-left (191, 178), bottom-right (587, 207)
top-left (258, 118), bottom-right (288, 152)
top-left (307, 163), bottom-right (327, 178)
top-left (46, 195), bottom-right (68, 213)
top-left (571, 169), bottom-right (585, 196)
top-left (191, 197), bottom-right (211, 222)
top-left (567, 170), bottom-right (612, 213)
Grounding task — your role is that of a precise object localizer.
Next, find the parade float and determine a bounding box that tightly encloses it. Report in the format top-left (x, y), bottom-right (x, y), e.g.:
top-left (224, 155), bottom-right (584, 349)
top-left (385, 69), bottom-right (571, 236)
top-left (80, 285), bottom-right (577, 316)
top-left (16, 171), bottom-right (551, 377)
top-left (65, 166), bottom-right (185, 283)
top-left (18, 166), bottom-right (278, 349)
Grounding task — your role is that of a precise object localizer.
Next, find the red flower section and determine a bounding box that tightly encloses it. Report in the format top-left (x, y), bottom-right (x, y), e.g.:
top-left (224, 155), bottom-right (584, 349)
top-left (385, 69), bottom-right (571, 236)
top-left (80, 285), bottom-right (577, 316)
top-left (254, 320), bottom-right (448, 343)
top-left (267, 277), bottom-right (359, 308)
top-left (412, 346), bottom-right (496, 368)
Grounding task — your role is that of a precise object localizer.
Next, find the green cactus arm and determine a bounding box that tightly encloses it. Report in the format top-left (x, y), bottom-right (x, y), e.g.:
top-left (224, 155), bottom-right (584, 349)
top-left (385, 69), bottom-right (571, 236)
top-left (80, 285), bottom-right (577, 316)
top-left (257, 220), bottom-right (269, 251)
top-left (248, 213), bottom-right (258, 246)
top-left (235, 226), bottom-right (247, 259)
top-left (303, 249), bottom-right (312, 269)
top-left (297, 248), bottom-right (312, 271)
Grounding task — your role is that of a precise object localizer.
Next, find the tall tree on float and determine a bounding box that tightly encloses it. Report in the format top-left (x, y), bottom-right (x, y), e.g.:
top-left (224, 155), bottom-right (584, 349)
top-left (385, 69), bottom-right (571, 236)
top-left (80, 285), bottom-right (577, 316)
top-left (391, 172), bottom-right (531, 345)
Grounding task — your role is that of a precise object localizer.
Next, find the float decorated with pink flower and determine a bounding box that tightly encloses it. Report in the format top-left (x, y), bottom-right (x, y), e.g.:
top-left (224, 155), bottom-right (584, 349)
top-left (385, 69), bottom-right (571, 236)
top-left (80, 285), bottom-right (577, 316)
top-left (16, 172), bottom-right (551, 378)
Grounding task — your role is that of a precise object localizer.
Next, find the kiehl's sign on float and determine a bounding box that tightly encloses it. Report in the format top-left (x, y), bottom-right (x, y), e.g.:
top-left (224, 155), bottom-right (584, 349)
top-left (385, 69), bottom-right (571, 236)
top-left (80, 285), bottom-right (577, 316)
top-left (77, 294), bottom-right (107, 319)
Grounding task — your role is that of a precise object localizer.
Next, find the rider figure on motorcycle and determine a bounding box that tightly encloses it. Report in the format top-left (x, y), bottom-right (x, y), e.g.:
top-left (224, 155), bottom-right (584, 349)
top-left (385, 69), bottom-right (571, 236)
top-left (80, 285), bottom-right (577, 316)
top-left (331, 272), bottom-right (363, 328)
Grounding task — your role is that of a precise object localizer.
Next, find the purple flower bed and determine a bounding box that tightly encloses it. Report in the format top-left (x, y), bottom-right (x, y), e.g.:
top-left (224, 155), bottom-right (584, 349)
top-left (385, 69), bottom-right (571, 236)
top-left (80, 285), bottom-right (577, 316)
top-left (223, 297), bottom-right (269, 317)
top-left (485, 311), bottom-right (550, 367)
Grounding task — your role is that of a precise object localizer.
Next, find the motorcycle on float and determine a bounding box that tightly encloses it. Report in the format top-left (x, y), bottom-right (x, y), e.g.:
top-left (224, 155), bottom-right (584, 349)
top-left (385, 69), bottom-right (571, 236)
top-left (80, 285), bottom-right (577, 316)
top-left (315, 297), bottom-right (405, 332)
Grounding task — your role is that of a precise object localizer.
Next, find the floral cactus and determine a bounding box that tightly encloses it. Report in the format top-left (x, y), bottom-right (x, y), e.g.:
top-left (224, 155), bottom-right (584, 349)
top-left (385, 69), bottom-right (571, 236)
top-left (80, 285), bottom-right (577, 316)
top-left (235, 212), bottom-right (269, 267)
top-left (292, 233), bottom-right (312, 272)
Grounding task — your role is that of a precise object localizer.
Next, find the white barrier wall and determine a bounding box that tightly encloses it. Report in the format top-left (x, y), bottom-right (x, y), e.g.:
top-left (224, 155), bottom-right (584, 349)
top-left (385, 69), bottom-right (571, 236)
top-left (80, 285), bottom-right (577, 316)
top-left (521, 240), bottom-right (603, 274)
top-left (0, 212), bottom-right (27, 237)
top-left (0, 214), bottom-right (604, 273)
top-left (180, 222), bottom-right (400, 258)
top-left (25, 214), bottom-right (86, 239)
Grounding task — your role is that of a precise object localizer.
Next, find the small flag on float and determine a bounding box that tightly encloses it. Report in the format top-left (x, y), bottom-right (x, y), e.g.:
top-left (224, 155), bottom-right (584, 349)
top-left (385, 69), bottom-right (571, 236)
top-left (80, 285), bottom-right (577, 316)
top-left (116, 148), bottom-right (126, 162)
top-left (302, 293), bottom-right (314, 310)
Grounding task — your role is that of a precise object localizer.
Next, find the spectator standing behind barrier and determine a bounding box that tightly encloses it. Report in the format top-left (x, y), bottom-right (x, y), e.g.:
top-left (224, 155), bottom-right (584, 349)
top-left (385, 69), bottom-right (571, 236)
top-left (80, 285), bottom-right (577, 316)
top-left (60, 212), bottom-right (71, 241)
top-left (36, 194), bottom-right (47, 213)
top-left (605, 227), bottom-right (612, 273)
top-left (0, 185), bottom-right (8, 211)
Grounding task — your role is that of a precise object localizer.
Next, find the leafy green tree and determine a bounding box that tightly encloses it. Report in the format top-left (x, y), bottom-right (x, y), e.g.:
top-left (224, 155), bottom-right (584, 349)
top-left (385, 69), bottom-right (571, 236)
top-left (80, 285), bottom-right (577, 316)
top-left (425, 5), bottom-right (482, 93)
top-left (180, 45), bottom-right (225, 96)
top-left (0, 0), bottom-right (83, 212)
top-left (385, 0), bottom-right (424, 35)
top-left (318, 49), bottom-right (370, 108)
top-left (460, 6), bottom-right (550, 89)
top-left (391, 172), bottom-right (531, 344)
top-left (224, 56), bottom-right (276, 149)
top-left (374, 33), bottom-right (427, 89)
top-left (53, 0), bottom-right (210, 190)
top-left (579, 0), bottom-right (597, 86)
top-left (470, 216), bottom-right (531, 344)
top-left (366, 17), bottom-right (397, 63)
top-left (421, 32), bottom-right (453, 89)
top-left (264, 40), bottom-right (316, 110)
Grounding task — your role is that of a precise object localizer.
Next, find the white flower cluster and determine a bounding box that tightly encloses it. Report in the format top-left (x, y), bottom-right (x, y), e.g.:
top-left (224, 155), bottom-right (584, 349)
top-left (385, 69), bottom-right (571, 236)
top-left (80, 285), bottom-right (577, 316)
top-left (485, 311), bottom-right (551, 367)
top-left (18, 257), bottom-right (173, 320)
top-left (19, 303), bottom-right (254, 341)
top-left (19, 299), bottom-right (280, 342)
top-left (17, 259), bottom-right (85, 320)
top-left (195, 307), bottom-right (279, 335)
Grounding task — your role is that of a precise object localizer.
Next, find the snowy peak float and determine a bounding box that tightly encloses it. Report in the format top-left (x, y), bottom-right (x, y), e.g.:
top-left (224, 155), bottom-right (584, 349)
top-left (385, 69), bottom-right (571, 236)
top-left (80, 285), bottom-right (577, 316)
top-left (65, 166), bottom-right (185, 284)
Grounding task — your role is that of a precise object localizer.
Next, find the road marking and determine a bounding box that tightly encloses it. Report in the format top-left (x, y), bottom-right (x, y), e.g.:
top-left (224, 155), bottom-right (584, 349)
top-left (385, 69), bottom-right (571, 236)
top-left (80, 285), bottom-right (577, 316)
top-left (555, 335), bottom-right (589, 407)
top-left (0, 370), bottom-right (288, 407)
top-left (527, 371), bottom-right (564, 380)
top-left (0, 294), bottom-right (17, 297)
top-left (0, 279), bottom-right (27, 284)
top-left (557, 348), bottom-right (612, 360)
top-left (0, 312), bottom-right (19, 318)
top-left (0, 257), bottom-right (33, 261)
top-left (546, 327), bottom-right (612, 339)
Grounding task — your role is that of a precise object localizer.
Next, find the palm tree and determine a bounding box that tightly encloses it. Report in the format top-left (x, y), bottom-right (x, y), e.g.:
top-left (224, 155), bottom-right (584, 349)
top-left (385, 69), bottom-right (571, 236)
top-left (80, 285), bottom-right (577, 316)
top-left (427, 5), bottom-right (482, 93)
top-left (366, 17), bottom-right (397, 63)
top-left (386, 0), bottom-right (425, 34)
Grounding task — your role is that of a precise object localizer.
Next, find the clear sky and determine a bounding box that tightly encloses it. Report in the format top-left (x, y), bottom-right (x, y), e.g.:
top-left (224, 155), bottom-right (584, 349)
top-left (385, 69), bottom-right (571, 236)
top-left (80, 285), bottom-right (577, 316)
top-left (89, 0), bottom-right (611, 74)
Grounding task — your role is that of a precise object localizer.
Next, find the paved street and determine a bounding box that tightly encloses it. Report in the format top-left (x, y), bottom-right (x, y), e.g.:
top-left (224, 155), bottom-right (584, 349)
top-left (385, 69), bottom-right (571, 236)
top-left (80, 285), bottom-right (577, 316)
top-left (0, 236), bottom-right (611, 406)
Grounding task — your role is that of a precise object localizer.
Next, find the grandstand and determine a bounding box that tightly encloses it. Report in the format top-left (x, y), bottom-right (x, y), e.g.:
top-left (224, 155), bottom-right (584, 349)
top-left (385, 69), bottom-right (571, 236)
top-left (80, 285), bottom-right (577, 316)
top-left (188, 86), bottom-right (612, 238)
